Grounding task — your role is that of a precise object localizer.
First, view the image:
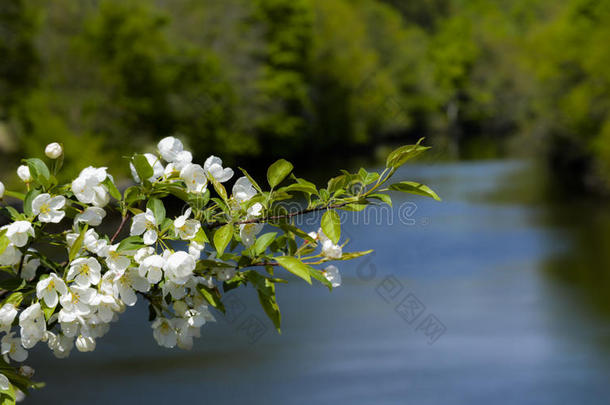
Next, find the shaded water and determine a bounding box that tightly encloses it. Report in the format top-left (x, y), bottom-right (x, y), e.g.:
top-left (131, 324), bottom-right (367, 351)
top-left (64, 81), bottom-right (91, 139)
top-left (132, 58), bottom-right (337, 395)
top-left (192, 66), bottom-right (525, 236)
top-left (27, 160), bottom-right (610, 404)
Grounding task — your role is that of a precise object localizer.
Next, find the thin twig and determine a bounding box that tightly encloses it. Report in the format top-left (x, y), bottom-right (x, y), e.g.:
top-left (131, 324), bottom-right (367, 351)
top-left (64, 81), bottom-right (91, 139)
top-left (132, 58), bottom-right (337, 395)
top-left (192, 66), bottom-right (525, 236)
top-left (110, 213), bottom-right (131, 244)
top-left (208, 202), bottom-right (351, 229)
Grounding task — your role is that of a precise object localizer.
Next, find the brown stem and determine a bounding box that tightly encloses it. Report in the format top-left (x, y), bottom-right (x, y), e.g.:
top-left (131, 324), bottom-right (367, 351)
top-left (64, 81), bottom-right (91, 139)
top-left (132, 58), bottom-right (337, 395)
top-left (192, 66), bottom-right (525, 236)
top-left (244, 262), bottom-right (280, 268)
top-left (208, 202), bottom-right (351, 229)
top-left (110, 213), bottom-right (131, 244)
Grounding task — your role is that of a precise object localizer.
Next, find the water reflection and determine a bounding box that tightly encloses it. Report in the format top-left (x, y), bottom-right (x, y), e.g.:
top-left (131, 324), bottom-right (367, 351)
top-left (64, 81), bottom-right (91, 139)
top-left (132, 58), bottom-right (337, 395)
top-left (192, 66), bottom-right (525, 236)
top-left (26, 159), bottom-right (610, 405)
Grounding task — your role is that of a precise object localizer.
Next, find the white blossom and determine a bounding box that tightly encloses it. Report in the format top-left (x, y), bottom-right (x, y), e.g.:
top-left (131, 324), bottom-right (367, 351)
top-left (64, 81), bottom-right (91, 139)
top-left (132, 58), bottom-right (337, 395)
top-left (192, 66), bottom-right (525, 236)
top-left (67, 257), bottom-right (101, 287)
top-left (58, 286), bottom-right (98, 322)
top-left (95, 294), bottom-right (120, 323)
top-left (71, 166), bottom-right (110, 207)
top-left (20, 251), bottom-right (40, 281)
top-left (114, 268), bottom-right (150, 306)
top-left (36, 273), bottom-right (68, 308)
top-left (32, 193), bottom-right (66, 223)
top-left (45, 142), bottom-right (63, 159)
top-left (17, 165), bottom-right (31, 182)
top-left (152, 317), bottom-right (177, 348)
top-left (0, 244), bottom-right (21, 266)
top-left (1, 332), bottom-right (28, 362)
top-left (0, 181), bottom-right (4, 198)
top-left (130, 153), bottom-right (164, 183)
top-left (157, 136), bottom-right (183, 162)
top-left (174, 208), bottom-right (200, 240)
top-left (161, 280), bottom-right (187, 300)
top-left (138, 255), bottom-right (165, 284)
top-left (317, 228), bottom-right (342, 259)
top-left (19, 302), bottom-right (46, 349)
top-left (105, 244), bottom-right (131, 272)
top-left (188, 241), bottom-right (204, 260)
top-left (134, 247), bottom-right (155, 264)
top-left (180, 163), bottom-right (207, 193)
top-left (75, 207), bottom-right (106, 226)
top-left (18, 365), bottom-right (34, 378)
top-left (130, 209), bottom-right (157, 245)
top-left (3, 221), bottom-right (34, 247)
top-left (46, 332), bottom-right (73, 359)
top-left (0, 373), bottom-right (9, 391)
top-left (75, 335), bottom-right (96, 352)
top-left (175, 318), bottom-right (199, 350)
top-left (239, 203), bottom-right (264, 247)
top-left (324, 265), bottom-right (342, 287)
top-left (232, 176), bottom-right (257, 203)
top-left (164, 251), bottom-right (196, 285)
top-left (66, 228), bottom-right (107, 256)
top-left (0, 304), bottom-right (18, 332)
top-left (204, 156), bottom-right (233, 182)
top-left (322, 239), bottom-right (342, 259)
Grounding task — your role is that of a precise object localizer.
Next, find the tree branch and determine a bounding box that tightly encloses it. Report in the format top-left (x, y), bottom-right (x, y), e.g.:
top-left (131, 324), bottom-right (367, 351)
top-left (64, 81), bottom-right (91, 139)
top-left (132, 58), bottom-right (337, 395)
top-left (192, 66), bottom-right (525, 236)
top-left (208, 202), bottom-right (351, 229)
top-left (110, 213), bottom-right (131, 244)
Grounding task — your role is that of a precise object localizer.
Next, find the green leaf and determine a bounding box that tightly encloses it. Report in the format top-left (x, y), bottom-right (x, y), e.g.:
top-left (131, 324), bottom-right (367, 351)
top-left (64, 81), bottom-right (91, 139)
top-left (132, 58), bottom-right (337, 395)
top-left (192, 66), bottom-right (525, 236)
top-left (367, 193), bottom-right (392, 207)
top-left (321, 210), bottom-right (341, 244)
top-left (3, 207), bottom-right (20, 220)
top-left (23, 189), bottom-right (41, 217)
top-left (196, 259), bottom-right (236, 270)
top-left (102, 177), bottom-right (121, 201)
top-left (146, 198), bottom-right (165, 225)
top-left (198, 286), bottom-right (225, 313)
top-left (309, 268), bottom-right (333, 291)
top-left (0, 235), bottom-right (9, 256)
top-left (68, 225), bottom-right (88, 261)
top-left (385, 139), bottom-right (430, 169)
top-left (209, 176), bottom-right (227, 201)
top-left (41, 301), bottom-right (56, 321)
top-left (0, 382), bottom-right (16, 405)
top-left (117, 235), bottom-right (145, 252)
top-left (364, 172), bottom-right (380, 185)
top-left (24, 158), bottom-right (51, 188)
top-left (388, 181), bottom-right (441, 201)
top-left (3, 292), bottom-right (23, 307)
top-left (274, 256), bottom-right (312, 284)
top-left (327, 175), bottom-right (346, 194)
top-left (193, 228), bottom-right (209, 245)
top-left (337, 249), bottom-right (374, 260)
top-left (254, 232), bottom-right (277, 256)
top-left (239, 167), bottom-right (263, 193)
top-left (3, 191), bottom-right (24, 200)
top-left (257, 282), bottom-right (281, 333)
top-left (280, 183), bottom-right (317, 195)
top-left (276, 222), bottom-right (314, 242)
top-left (213, 224), bottom-right (233, 257)
top-left (341, 203), bottom-right (367, 212)
top-left (267, 159), bottom-right (293, 188)
top-left (132, 154), bottom-right (153, 182)
top-left (124, 186), bottom-right (144, 205)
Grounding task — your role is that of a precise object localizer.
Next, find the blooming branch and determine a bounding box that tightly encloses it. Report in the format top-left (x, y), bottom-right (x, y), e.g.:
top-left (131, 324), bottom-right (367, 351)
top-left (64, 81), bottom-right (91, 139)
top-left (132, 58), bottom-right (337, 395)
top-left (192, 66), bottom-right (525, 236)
top-left (0, 136), bottom-right (438, 401)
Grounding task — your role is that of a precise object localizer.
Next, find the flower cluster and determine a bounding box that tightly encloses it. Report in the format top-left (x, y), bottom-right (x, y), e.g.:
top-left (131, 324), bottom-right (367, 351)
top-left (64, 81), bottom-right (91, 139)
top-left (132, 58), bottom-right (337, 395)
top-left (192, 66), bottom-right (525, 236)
top-left (0, 136), bottom-right (436, 399)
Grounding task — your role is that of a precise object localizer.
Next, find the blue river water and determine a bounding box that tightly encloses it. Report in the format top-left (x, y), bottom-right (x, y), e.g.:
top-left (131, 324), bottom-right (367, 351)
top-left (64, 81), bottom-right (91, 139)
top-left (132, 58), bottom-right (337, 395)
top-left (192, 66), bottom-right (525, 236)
top-left (26, 160), bottom-right (610, 404)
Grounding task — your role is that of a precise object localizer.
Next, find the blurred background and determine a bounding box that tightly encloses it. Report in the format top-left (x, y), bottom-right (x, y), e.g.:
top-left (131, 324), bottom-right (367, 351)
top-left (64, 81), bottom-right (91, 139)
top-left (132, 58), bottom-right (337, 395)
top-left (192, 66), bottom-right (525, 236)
top-left (3, 0), bottom-right (610, 404)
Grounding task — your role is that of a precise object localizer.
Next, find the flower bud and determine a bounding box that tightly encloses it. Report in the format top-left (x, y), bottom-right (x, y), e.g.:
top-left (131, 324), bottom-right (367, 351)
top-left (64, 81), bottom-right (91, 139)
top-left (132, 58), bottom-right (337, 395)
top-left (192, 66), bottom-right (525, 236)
top-left (16, 165), bottom-right (31, 182)
top-left (18, 366), bottom-right (35, 378)
top-left (75, 335), bottom-right (96, 352)
top-left (45, 142), bottom-right (63, 159)
top-left (0, 181), bottom-right (4, 198)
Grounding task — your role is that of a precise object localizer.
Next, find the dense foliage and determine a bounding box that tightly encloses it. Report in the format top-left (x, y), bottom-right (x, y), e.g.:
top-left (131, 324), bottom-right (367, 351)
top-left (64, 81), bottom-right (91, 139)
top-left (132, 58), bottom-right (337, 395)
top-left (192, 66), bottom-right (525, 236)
top-left (1, 0), bottom-right (609, 188)
top-left (0, 137), bottom-right (438, 401)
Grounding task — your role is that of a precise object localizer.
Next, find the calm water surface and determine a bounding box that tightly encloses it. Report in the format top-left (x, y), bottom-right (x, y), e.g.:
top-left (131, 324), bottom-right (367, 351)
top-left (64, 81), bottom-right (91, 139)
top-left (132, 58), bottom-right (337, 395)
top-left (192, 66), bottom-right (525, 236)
top-left (27, 160), bottom-right (610, 404)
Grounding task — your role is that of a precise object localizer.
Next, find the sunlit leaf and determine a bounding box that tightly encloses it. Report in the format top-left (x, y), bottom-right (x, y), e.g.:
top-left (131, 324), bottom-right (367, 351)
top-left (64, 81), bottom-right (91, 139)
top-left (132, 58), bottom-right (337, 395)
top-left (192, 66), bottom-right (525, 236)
top-left (267, 159), bottom-right (293, 188)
